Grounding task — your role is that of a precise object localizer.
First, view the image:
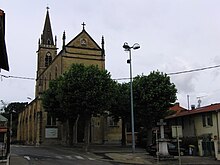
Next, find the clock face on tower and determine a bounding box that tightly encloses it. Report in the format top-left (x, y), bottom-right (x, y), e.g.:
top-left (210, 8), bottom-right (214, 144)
top-left (80, 38), bottom-right (87, 46)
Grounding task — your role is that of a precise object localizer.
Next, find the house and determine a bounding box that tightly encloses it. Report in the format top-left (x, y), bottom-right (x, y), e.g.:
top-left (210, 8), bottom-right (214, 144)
top-left (166, 103), bottom-right (220, 157)
top-left (17, 8), bottom-right (122, 146)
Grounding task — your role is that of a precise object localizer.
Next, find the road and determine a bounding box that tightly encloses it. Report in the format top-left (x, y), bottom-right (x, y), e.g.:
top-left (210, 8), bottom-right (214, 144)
top-left (10, 145), bottom-right (121, 165)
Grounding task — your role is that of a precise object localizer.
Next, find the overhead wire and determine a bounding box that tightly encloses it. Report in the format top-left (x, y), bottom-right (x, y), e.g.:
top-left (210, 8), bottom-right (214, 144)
top-left (0, 63), bottom-right (220, 81)
top-left (167, 64), bottom-right (220, 76)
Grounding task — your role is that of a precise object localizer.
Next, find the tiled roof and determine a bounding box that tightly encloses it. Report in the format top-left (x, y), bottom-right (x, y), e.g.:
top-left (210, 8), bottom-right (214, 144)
top-left (166, 103), bottom-right (220, 119)
top-left (169, 103), bottom-right (187, 112)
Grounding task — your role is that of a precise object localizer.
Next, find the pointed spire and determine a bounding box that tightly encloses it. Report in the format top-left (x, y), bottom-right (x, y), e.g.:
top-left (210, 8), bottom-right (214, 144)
top-left (101, 36), bottom-right (105, 56)
top-left (41, 7), bottom-right (54, 45)
top-left (55, 35), bottom-right (57, 47)
top-left (62, 31), bottom-right (66, 50)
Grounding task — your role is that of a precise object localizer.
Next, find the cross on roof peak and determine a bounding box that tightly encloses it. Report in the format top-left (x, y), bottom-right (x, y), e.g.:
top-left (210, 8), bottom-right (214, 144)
top-left (81, 22), bottom-right (86, 30)
top-left (46, 5), bottom-right (50, 11)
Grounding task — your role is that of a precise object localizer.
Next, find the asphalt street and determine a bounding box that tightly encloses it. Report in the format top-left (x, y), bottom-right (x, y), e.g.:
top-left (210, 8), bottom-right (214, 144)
top-left (10, 145), bottom-right (116, 165)
top-left (8, 144), bottom-right (220, 165)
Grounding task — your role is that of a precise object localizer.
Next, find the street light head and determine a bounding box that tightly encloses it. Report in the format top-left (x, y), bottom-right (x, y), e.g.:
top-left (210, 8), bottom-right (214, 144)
top-left (132, 43), bottom-right (140, 50)
top-left (123, 42), bottom-right (130, 50)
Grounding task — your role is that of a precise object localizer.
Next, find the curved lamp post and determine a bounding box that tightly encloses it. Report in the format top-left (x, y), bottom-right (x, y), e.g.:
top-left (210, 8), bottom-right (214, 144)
top-left (123, 42), bottom-right (140, 153)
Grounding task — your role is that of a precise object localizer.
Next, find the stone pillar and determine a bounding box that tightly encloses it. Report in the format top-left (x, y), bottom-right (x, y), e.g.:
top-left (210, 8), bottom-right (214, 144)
top-left (198, 139), bottom-right (203, 156)
top-left (157, 119), bottom-right (170, 157)
top-left (214, 139), bottom-right (218, 159)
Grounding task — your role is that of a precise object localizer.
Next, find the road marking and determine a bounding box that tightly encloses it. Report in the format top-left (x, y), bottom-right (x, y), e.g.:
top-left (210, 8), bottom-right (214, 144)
top-left (88, 157), bottom-right (95, 160)
top-left (55, 156), bottom-right (63, 159)
top-left (75, 155), bottom-right (84, 160)
top-left (65, 155), bottom-right (75, 160)
top-left (13, 145), bottom-right (32, 148)
top-left (24, 156), bottom-right (31, 161)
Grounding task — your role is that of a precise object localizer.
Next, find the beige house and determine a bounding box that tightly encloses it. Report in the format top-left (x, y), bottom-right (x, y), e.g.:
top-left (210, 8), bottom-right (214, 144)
top-left (166, 103), bottom-right (220, 157)
top-left (17, 9), bottom-right (122, 145)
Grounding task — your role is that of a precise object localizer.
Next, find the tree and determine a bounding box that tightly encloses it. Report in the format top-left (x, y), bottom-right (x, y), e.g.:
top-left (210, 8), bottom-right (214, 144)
top-left (42, 77), bottom-right (68, 122)
top-left (1, 102), bottom-right (28, 139)
top-left (42, 64), bottom-right (117, 149)
top-left (110, 82), bottom-right (130, 146)
top-left (133, 71), bottom-right (177, 145)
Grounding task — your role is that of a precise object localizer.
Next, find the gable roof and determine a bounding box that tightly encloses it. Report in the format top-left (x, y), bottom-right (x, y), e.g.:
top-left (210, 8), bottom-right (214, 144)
top-left (166, 103), bottom-right (220, 119)
top-left (66, 29), bottom-right (101, 50)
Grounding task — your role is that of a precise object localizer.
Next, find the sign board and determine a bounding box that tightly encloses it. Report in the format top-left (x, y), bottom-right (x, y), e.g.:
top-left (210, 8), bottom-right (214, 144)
top-left (45, 128), bottom-right (58, 138)
top-left (171, 125), bottom-right (183, 138)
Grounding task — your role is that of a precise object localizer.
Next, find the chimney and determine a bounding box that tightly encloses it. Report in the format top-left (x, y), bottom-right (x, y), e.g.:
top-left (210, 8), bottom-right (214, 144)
top-left (191, 105), bottom-right (195, 110)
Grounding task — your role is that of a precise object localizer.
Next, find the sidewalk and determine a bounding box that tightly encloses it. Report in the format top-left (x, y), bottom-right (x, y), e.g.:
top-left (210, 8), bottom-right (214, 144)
top-left (9, 154), bottom-right (29, 165)
top-left (86, 144), bottom-right (220, 165)
top-left (87, 144), bottom-right (152, 164)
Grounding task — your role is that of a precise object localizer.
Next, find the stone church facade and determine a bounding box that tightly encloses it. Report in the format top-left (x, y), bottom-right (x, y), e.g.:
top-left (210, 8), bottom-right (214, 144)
top-left (17, 9), bottom-right (122, 145)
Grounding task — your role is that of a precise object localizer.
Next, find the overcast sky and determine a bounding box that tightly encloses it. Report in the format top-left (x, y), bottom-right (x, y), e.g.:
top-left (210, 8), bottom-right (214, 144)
top-left (1, 0), bottom-right (220, 109)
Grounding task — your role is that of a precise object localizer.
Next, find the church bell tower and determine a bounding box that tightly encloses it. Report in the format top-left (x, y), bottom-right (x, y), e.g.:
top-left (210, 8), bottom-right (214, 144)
top-left (36, 7), bottom-right (57, 96)
top-left (36, 7), bottom-right (57, 78)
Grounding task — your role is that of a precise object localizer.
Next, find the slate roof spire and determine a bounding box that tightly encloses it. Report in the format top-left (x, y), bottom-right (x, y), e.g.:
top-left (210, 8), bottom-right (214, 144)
top-left (41, 7), bottom-right (54, 45)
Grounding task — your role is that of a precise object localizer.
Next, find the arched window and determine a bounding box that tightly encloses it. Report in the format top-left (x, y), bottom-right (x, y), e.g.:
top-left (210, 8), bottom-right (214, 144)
top-left (47, 39), bottom-right (51, 45)
top-left (49, 72), bottom-right (52, 81)
top-left (44, 76), bottom-right (47, 90)
top-left (55, 66), bottom-right (58, 79)
top-left (45, 52), bottom-right (52, 67)
top-left (39, 76), bottom-right (43, 86)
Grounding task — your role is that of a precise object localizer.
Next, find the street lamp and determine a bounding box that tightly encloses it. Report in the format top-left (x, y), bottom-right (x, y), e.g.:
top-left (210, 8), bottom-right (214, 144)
top-left (123, 42), bottom-right (140, 153)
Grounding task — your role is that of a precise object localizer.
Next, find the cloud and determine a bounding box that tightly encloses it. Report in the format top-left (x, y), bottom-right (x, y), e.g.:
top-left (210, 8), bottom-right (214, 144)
top-left (159, 57), bottom-right (199, 94)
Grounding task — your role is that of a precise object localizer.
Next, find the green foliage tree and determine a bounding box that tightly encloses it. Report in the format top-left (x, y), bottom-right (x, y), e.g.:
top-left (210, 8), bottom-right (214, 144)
top-left (110, 71), bottom-right (177, 146)
top-left (133, 71), bottom-right (177, 145)
top-left (42, 77), bottom-right (68, 122)
top-left (42, 64), bottom-right (117, 148)
top-left (133, 71), bottom-right (177, 127)
top-left (111, 82), bottom-right (130, 146)
top-left (1, 102), bottom-right (28, 139)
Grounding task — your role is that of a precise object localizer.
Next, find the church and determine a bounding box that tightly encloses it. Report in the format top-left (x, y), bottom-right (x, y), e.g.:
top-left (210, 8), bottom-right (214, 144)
top-left (17, 8), bottom-right (122, 145)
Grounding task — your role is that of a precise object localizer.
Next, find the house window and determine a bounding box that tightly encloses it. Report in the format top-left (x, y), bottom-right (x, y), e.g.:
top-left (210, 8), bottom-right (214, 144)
top-left (181, 118), bottom-right (184, 129)
top-left (202, 113), bottom-right (213, 127)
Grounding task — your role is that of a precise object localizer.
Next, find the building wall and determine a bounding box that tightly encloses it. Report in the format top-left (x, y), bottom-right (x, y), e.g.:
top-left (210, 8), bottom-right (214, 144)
top-left (91, 116), bottom-right (122, 144)
top-left (167, 111), bottom-right (220, 140)
top-left (194, 112), bottom-right (218, 139)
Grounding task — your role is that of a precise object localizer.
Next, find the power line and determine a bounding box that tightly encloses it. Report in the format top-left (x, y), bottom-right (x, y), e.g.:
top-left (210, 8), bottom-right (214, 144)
top-left (167, 64), bottom-right (220, 76)
top-left (115, 64), bottom-right (220, 80)
top-left (0, 74), bottom-right (35, 80)
top-left (1, 64), bottom-right (220, 81)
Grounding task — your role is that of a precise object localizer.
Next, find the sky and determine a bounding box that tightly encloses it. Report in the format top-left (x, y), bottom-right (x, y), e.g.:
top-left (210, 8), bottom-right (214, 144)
top-left (1, 0), bottom-right (220, 109)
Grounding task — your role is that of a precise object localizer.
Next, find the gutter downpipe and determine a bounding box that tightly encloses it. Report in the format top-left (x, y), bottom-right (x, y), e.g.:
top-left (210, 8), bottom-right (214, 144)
top-left (216, 110), bottom-right (220, 140)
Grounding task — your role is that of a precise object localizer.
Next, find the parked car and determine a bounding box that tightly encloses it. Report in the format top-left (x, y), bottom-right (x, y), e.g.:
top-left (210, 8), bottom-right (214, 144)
top-left (146, 142), bottom-right (187, 156)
